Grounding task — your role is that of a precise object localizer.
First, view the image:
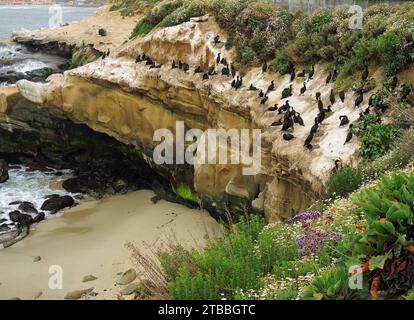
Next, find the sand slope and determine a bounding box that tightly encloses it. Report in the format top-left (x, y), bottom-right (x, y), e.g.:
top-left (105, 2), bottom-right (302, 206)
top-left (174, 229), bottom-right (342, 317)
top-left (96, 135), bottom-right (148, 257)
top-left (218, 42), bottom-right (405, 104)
top-left (0, 190), bottom-right (223, 300)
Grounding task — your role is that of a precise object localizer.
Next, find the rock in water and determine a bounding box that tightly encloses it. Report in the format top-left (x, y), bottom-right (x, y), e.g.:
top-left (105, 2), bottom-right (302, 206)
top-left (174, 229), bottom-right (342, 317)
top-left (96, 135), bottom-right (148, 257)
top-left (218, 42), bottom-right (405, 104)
top-left (18, 202), bottom-right (38, 214)
top-left (82, 275), bottom-right (98, 282)
top-left (40, 195), bottom-right (75, 212)
top-left (117, 268), bottom-right (136, 285)
top-left (120, 283), bottom-right (139, 296)
top-left (64, 287), bottom-right (94, 300)
top-left (8, 211), bottom-right (33, 225)
top-left (0, 159), bottom-right (9, 183)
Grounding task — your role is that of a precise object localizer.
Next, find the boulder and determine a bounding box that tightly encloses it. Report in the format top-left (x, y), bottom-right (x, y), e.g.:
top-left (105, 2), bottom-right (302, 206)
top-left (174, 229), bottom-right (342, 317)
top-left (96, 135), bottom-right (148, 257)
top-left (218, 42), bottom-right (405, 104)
top-left (40, 195), bottom-right (74, 212)
top-left (8, 210), bottom-right (33, 225)
top-left (18, 201), bottom-right (38, 214)
top-left (117, 268), bottom-right (136, 285)
top-left (120, 282), bottom-right (139, 296)
top-left (64, 287), bottom-right (94, 300)
top-left (0, 159), bottom-right (9, 183)
top-left (82, 275), bottom-right (97, 282)
top-left (32, 212), bottom-right (45, 223)
top-left (0, 224), bottom-right (10, 232)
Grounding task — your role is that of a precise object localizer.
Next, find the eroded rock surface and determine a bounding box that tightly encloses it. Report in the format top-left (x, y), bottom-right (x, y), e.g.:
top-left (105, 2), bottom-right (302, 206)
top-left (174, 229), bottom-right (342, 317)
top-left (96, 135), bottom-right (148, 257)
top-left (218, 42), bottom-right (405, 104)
top-left (15, 15), bottom-right (368, 221)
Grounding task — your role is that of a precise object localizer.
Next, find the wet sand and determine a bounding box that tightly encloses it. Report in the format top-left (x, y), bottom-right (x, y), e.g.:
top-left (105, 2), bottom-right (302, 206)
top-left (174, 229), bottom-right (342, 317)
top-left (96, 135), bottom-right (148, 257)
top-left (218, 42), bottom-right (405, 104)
top-left (0, 190), bottom-right (223, 300)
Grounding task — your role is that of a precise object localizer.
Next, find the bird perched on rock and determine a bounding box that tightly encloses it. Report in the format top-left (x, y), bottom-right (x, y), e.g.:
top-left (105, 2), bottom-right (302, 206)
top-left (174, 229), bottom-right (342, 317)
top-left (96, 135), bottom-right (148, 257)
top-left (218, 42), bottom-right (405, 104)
top-left (208, 66), bottom-right (216, 75)
top-left (344, 124), bottom-right (353, 144)
top-left (297, 69), bottom-right (306, 77)
top-left (300, 82), bottom-right (307, 95)
top-left (182, 63), bottom-right (189, 72)
top-left (339, 90), bottom-right (345, 103)
top-left (308, 65), bottom-right (315, 81)
top-left (271, 119), bottom-right (283, 126)
top-left (135, 55), bottom-right (142, 63)
top-left (249, 84), bottom-right (258, 91)
top-left (230, 65), bottom-right (236, 77)
top-left (267, 104), bottom-right (278, 112)
top-left (216, 53), bottom-right (221, 64)
top-left (194, 65), bottom-right (203, 73)
top-left (281, 85), bottom-right (293, 99)
top-left (260, 95), bottom-right (269, 105)
top-left (293, 112), bottom-right (305, 126)
top-left (339, 115), bottom-right (349, 127)
top-left (355, 93), bottom-right (363, 108)
top-left (304, 132), bottom-right (314, 148)
top-left (221, 66), bottom-right (229, 75)
top-left (290, 68), bottom-right (296, 82)
top-left (202, 73), bottom-right (209, 81)
top-left (283, 133), bottom-right (295, 141)
top-left (317, 111), bottom-right (326, 124)
top-left (311, 118), bottom-right (319, 134)
top-left (262, 61), bottom-right (268, 73)
top-left (332, 159), bottom-right (343, 173)
top-left (267, 80), bottom-right (275, 94)
top-left (330, 89), bottom-right (335, 105)
top-left (325, 72), bottom-right (332, 85)
top-left (259, 89), bottom-right (264, 98)
top-left (214, 35), bottom-right (220, 44)
top-left (315, 92), bottom-right (321, 101)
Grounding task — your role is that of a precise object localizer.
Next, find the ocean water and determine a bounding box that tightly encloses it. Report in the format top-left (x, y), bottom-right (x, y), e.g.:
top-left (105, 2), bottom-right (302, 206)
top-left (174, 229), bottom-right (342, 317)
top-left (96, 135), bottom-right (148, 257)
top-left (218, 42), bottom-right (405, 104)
top-left (0, 166), bottom-right (77, 232)
top-left (0, 5), bottom-right (96, 41)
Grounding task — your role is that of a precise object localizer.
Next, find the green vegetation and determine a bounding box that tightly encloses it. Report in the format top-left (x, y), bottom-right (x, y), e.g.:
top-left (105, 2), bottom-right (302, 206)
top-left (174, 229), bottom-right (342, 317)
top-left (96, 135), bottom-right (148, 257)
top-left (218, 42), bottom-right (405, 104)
top-left (111, 0), bottom-right (414, 301)
top-left (173, 184), bottom-right (200, 204)
top-left (69, 50), bottom-right (88, 69)
top-left (327, 166), bottom-right (363, 199)
top-left (360, 124), bottom-right (402, 161)
top-left (112, 0), bottom-right (414, 91)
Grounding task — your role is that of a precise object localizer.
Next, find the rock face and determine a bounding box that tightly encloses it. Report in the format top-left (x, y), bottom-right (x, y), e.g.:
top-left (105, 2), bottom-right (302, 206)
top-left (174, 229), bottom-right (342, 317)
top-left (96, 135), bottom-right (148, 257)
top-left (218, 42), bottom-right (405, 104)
top-left (0, 159), bottom-right (9, 183)
top-left (15, 16), bottom-right (364, 221)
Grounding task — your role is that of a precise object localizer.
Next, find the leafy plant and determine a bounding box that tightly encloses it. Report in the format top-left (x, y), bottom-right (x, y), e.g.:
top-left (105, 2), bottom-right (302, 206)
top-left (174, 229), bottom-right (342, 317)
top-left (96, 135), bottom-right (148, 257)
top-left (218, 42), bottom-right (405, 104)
top-left (360, 124), bottom-right (402, 161)
top-left (301, 266), bottom-right (349, 300)
top-left (351, 172), bottom-right (414, 297)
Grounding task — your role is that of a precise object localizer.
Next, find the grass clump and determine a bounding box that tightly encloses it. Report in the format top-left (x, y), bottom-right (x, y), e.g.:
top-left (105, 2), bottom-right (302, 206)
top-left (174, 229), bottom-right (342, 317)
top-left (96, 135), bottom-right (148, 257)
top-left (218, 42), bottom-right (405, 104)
top-left (327, 166), bottom-right (363, 199)
top-left (173, 184), bottom-right (200, 204)
top-left (68, 50), bottom-right (87, 69)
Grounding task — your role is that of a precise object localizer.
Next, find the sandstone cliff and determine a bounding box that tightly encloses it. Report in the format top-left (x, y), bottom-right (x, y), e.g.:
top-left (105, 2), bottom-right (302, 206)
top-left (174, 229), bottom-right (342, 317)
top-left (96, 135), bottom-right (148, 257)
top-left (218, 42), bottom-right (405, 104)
top-left (15, 15), bottom-right (369, 221)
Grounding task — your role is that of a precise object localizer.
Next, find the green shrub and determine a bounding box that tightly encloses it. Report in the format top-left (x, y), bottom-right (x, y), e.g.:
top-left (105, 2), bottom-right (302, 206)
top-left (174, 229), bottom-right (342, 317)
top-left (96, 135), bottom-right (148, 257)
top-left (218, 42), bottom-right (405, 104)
top-left (173, 184), bottom-right (200, 204)
top-left (131, 21), bottom-right (154, 37)
top-left (158, 0), bottom-right (204, 27)
top-left (374, 32), bottom-right (407, 76)
top-left (161, 216), bottom-right (272, 299)
top-left (327, 166), bottom-right (363, 199)
top-left (360, 124), bottom-right (402, 161)
top-left (69, 50), bottom-right (87, 69)
top-left (131, 0), bottom-right (184, 38)
top-left (270, 48), bottom-right (291, 75)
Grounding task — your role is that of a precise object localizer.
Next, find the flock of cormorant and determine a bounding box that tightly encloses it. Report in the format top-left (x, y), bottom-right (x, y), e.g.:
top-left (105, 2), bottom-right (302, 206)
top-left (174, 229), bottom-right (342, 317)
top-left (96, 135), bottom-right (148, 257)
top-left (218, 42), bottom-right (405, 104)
top-left (124, 35), bottom-right (405, 159)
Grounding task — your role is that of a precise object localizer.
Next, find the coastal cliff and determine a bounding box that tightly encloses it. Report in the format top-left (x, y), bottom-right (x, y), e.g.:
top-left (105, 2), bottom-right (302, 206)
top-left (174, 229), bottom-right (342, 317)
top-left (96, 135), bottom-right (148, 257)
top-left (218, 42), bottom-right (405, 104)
top-left (12, 13), bottom-right (365, 221)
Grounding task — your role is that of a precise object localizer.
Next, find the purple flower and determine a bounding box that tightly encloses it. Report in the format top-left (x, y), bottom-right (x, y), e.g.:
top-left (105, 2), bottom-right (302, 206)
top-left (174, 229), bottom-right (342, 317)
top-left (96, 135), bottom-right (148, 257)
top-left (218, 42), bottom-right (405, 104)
top-left (295, 229), bottom-right (342, 256)
top-left (287, 211), bottom-right (321, 223)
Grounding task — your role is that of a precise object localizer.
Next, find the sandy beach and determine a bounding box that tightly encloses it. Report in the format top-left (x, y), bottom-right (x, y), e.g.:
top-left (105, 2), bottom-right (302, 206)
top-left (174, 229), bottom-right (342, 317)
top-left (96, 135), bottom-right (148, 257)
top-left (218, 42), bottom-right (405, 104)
top-left (0, 190), bottom-right (223, 300)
